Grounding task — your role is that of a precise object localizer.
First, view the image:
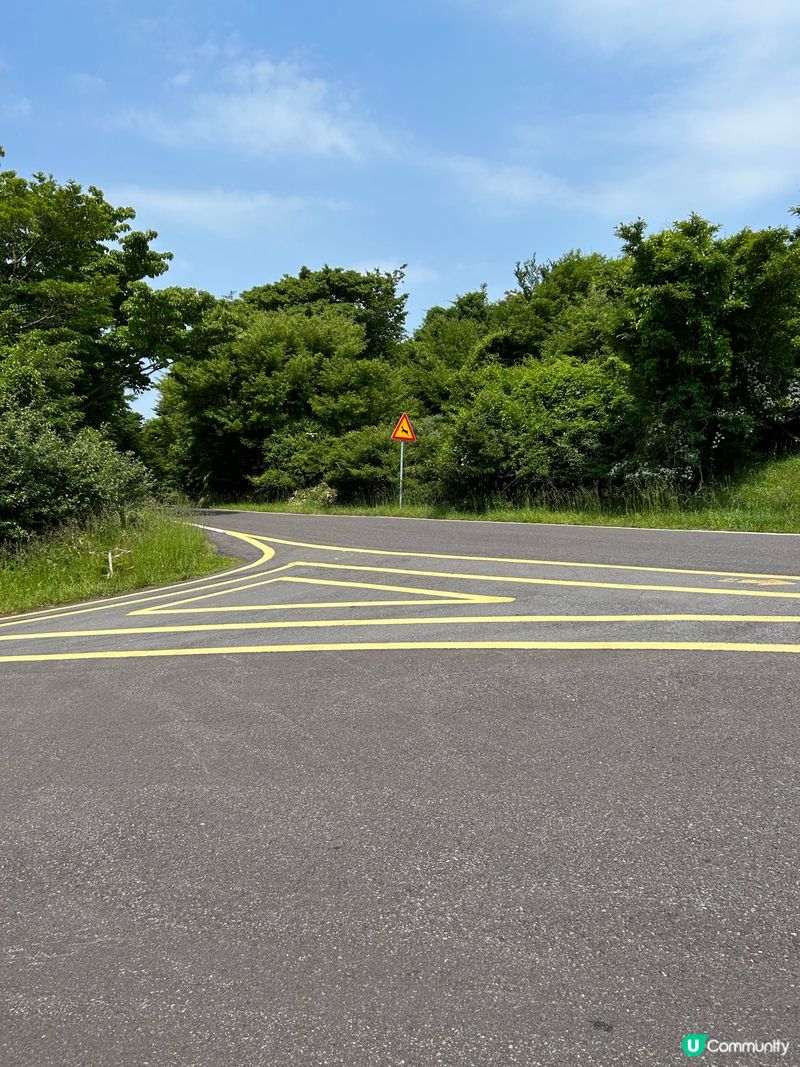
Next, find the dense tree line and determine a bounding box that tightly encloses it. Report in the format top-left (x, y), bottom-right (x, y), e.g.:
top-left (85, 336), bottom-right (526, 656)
top-left (2, 153), bottom-right (799, 538)
top-left (146, 211), bottom-right (800, 504)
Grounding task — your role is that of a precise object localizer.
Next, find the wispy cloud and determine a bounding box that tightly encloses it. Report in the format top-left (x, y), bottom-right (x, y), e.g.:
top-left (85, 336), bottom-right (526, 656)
top-left (108, 185), bottom-right (347, 237)
top-left (454, 0), bottom-right (800, 54)
top-left (0, 93), bottom-right (31, 119)
top-left (124, 50), bottom-right (381, 161)
top-left (441, 0), bottom-right (800, 221)
top-left (441, 156), bottom-right (569, 213)
top-left (69, 73), bottom-right (106, 95)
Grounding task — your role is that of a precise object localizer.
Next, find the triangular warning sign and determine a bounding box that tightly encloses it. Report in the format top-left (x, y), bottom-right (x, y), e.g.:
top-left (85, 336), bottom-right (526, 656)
top-left (391, 413), bottom-right (416, 442)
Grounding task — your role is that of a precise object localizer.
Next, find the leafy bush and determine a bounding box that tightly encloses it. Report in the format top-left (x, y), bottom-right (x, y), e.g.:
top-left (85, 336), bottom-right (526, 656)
top-left (0, 408), bottom-right (152, 542)
top-left (249, 427), bottom-right (332, 500)
top-left (326, 425), bottom-right (398, 503)
top-left (438, 357), bottom-right (635, 503)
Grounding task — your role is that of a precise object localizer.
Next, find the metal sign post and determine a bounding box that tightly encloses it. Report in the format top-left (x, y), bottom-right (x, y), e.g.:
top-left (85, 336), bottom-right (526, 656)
top-left (390, 413), bottom-right (416, 509)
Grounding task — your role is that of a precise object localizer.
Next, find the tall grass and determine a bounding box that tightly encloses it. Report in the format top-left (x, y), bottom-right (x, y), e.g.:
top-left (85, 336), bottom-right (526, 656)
top-left (216, 454), bottom-right (800, 534)
top-left (0, 507), bottom-right (236, 616)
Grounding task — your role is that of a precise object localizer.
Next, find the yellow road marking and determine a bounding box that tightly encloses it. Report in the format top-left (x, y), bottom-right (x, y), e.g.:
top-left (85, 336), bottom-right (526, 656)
top-left (4, 639), bottom-right (800, 664)
top-left (4, 613), bottom-right (800, 643)
top-left (135, 566), bottom-right (509, 614)
top-left (273, 560), bottom-right (800, 600)
top-left (234, 530), bottom-right (800, 583)
top-left (269, 575), bottom-right (503, 603)
top-left (136, 599), bottom-right (495, 613)
top-left (131, 565), bottom-right (299, 610)
top-left (6, 519), bottom-right (800, 667)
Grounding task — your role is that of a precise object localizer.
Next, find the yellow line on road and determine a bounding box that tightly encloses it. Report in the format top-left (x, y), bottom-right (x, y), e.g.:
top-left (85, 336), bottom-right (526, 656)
top-left (137, 599), bottom-right (509, 614)
top-left (4, 639), bottom-right (800, 663)
top-left (277, 575), bottom-right (503, 601)
top-left (237, 531), bottom-right (800, 583)
top-left (6, 520), bottom-right (800, 645)
top-left (289, 561), bottom-right (800, 600)
top-left (135, 565), bottom-right (508, 614)
top-left (3, 613), bottom-right (800, 643)
top-left (130, 564), bottom-right (298, 611)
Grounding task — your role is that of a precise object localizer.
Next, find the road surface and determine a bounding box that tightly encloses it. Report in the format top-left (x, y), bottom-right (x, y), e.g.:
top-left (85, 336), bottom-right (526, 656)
top-left (1, 511), bottom-right (798, 1065)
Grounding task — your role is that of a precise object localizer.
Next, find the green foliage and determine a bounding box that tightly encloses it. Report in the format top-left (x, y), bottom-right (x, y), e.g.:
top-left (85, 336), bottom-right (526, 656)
top-left (217, 452), bottom-right (800, 536)
top-left (0, 332), bottom-right (82, 430)
top-left (154, 306), bottom-right (402, 497)
top-left (616, 213), bottom-right (800, 481)
top-left (438, 357), bottom-right (635, 502)
top-left (326, 425), bottom-right (398, 502)
top-left (0, 507), bottom-right (233, 616)
top-left (250, 428), bottom-right (333, 500)
top-left (0, 408), bottom-right (152, 543)
top-left (309, 353), bottom-right (401, 433)
top-left (402, 302), bottom-right (488, 413)
top-left (0, 163), bottom-right (181, 435)
top-left (5, 150), bottom-right (798, 522)
top-left (149, 208), bottom-right (800, 509)
top-left (241, 264), bottom-right (408, 361)
top-left (478, 251), bottom-right (624, 367)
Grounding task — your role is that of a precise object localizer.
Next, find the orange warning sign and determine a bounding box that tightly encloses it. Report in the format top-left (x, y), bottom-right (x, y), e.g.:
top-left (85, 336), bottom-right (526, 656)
top-left (391, 413), bottom-right (416, 442)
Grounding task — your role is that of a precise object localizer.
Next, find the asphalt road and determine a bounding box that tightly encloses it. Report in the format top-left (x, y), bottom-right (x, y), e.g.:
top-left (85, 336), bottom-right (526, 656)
top-left (1, 511), bottom-right (799, 1066)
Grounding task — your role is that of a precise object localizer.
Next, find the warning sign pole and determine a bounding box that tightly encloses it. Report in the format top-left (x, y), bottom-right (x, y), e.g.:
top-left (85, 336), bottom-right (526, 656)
top-left (390, 413), bottom-right (416, 509)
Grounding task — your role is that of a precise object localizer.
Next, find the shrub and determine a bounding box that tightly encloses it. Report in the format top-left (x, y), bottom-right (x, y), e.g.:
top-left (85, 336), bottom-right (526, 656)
top-left (438, 357), bottom-right (635, 503)
top-left (0, 408), bottom-right (152, 542)
top-left (326, 425), bottom-right (397, 503)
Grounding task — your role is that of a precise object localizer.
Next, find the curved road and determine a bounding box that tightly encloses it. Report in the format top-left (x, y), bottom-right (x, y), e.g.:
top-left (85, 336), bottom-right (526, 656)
top-left (1, 512), bottom-right (798, 1065)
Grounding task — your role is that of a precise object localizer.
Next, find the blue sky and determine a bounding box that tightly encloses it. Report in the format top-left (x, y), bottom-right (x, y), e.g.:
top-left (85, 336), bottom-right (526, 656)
top-left (2, 0), bottom-right (799, 415)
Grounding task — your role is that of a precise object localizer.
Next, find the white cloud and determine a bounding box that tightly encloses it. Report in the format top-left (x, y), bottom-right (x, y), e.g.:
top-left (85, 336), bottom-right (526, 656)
top-left (168, 70), bottom-right (193, 88)
top-left (108, 185), bottom-right (346, 237)
top-left (0, 94), bottom-right (31, 119)
top-left (69, 73), bottom-right (106, 94)
top-left (442, 156), bottom-right (569, 212)
top-left (456, 0), bottom-right (800, 55)
top-left (443, 0), bottom-right (800, 221)
top-left (125, 52), bottom-right (380, 160)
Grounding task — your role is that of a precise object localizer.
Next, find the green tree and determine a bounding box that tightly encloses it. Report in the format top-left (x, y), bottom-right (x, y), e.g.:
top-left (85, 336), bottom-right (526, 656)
top-left (616, 213), bottom-right (800, 481)
top-left (0, 157), bottom-right (189, 439)
top-left (0, 332), bottom-right (81, 431)
top-left (465, 252), bottom-right (624, 369)
top-left (401, 303), bottom-right (488, 414)
top-left (438, 357), bottom-right (634, 501)
top-left (154, 307), bottom-right (401, 497)
top-left (241, 265), bottom-right (408, 362)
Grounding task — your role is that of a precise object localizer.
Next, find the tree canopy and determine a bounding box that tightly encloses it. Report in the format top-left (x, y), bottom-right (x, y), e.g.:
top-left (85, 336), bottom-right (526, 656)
top-left (2, 150), bottom-right (800, 532)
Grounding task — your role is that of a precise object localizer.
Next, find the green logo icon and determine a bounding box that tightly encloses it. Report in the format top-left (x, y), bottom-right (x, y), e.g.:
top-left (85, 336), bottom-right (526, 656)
top-left (682, 1034), bottom-right (709, 1057)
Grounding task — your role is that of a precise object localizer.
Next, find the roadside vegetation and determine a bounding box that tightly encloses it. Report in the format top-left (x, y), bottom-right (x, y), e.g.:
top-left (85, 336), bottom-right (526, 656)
top-left (146, 214), bottom-right (800, 515)
top-left (0, 507), bottom-right (234, 616)
top-left (0, 148), bottom-right (235, 612)
top-left (2, 144), bottom-right (800, 613)
top-left (217, 454), bottom-right (800, 534)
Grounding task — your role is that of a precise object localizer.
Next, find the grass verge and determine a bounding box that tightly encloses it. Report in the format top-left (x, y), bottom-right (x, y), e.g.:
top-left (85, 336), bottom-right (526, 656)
top-left (215, 455), bottom-right (800, 534)
top-left (0, 507), bottom-right (236, 617)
